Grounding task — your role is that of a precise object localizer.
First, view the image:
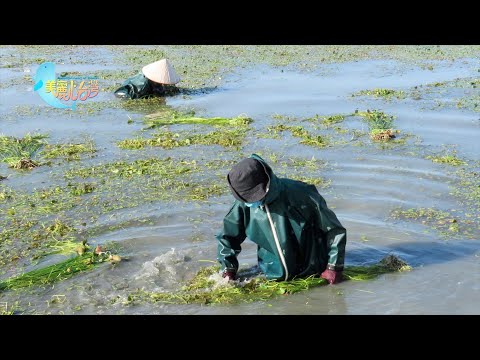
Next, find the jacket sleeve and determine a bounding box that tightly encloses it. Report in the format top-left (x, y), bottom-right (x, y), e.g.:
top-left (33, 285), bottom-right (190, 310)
top-left (316, 196), bottom-right (347, 272)
top-left (216, 203), bottom-right (247, 273)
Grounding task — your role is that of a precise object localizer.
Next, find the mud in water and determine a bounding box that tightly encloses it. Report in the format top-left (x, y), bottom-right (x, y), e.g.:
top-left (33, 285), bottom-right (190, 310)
top-left (0, 46), bottom-right (479, 314)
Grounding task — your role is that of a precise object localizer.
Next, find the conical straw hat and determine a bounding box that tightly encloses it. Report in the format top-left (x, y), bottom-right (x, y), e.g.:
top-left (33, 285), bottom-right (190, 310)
top-left (142, 59), bottom-right (181, 85)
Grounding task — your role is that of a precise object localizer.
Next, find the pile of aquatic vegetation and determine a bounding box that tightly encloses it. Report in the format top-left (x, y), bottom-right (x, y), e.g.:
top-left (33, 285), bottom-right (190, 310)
top-left (42, 138), bottom-right (97, 161)
top-left (127, 255), bottom-right (410, 305)
top-left (0, 241), bottom-right (121, 292)
top-left (267, 125), bottom-right (328, 148)
top-left (144, 114), bottom-right (252, 129)
top-left (352, 88), bottom-right (406, 100)
top-left (355, 110), bottom-right (397, 141)
top-left (118, 128), bottom-right (247, 150)
top-left (370, 128), bottom-right (399, 141)
top-left (0, 133), bottom-right (47, 169)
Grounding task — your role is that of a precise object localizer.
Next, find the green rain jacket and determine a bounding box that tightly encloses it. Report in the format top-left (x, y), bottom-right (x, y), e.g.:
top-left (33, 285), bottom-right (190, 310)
top-left (114, 73), bottom-right (165, 99)
top-left (216, 154), bottom-right (347, 280)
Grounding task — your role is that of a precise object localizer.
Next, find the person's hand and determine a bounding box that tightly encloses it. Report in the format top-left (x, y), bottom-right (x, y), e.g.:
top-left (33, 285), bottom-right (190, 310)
top-left (222, 271), bottom-right (237, 281)
top-left (320, 269), bottom-right (342, 284)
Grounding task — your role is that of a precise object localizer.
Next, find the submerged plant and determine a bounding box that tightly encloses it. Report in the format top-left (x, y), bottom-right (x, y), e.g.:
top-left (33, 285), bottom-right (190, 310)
top-left (127, 255), bottom-right (410, 305)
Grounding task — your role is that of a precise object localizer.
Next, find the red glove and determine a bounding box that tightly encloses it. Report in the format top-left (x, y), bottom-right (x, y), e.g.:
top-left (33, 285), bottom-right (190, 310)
top-left (222, 271), bottom-right (236, 281)
top-left (320, 269), bottom-right (342, 284)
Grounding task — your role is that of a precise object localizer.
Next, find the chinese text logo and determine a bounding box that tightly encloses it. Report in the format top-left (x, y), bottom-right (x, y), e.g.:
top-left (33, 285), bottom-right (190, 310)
top-left (34, 62), bottom-right (99, 110)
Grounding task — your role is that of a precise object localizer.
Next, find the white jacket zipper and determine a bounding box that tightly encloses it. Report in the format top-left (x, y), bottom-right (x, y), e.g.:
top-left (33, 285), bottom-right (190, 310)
top-left (265, 204), bottom-right (289, 280)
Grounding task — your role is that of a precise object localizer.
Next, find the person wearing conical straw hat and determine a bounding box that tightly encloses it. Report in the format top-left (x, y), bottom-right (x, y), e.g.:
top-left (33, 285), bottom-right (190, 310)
top-left (114, 59), bottom-right (181, 99)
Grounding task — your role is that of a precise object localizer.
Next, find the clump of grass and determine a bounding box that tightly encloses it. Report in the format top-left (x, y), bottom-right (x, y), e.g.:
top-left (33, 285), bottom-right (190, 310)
top-left (426, 153), bottom-right (467, 166)
top-left (42, 138), bottom-right (96, 161)
top-left (352, 88), bottom-right (406, 99)
top-left (268, 125), bottom-right (328, 148)
top-left (0, 133), bottom-right (48, 169)
top-left (118, 128), bottom-right (247, 150)
top-left (356, 110), bottom-right (395, 131)
top-left (144, 115), bottom-right (252, 129)
top-left (127, 255), bottom-right (410, 305)
top-left (0, 242), bottom-right (120, 292)
top-left (355, 110), bottom-right (397, 141)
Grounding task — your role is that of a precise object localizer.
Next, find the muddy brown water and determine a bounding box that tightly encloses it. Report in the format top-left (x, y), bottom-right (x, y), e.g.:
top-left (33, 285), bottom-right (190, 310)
top-left (0, 47), bottom-right (479, 314)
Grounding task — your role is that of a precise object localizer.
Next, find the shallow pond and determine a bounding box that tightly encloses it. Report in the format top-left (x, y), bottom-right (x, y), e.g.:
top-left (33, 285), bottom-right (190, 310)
top-left (0, 46), bottom-right (479, 314)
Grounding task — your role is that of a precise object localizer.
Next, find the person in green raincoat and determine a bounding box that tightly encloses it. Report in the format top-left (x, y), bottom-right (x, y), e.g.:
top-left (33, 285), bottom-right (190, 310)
top-left (216, 154), bottom-right (347, 284)
top-left (114, 59), bottom-right (181, 99)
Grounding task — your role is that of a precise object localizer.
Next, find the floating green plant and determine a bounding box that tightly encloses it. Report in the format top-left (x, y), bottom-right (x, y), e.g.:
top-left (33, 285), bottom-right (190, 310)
top-left (144, 115), bottom-right (252, 129)
top-left (426, 153), bottom-right (467, 166)
top-left (42, 138), bottom-right (97, 161)
top-left (118, 128), bottom-right (248, 150)
top-left (0, 133), bottom-right (48, 169)
top-left (320, 114), bottom-right (347, 126)
top-left (267, 125), bottom-right (328, 148)
top-left (68, 183), bottom-right (96, 196)
top-left (65, 158), bottom-right (195, 180)
top-left (451, 168), bottom-right (480, 214)
top-left (127, 255), bottom-right (410, 305)
top-left (389, 207), bottom-right (476, 238)
top-left (186, 183), bottom-right (226, 201)
top-left (288, 175), bottom-right (331, 188)
top-left (352, 88), bottom-right (406, 99)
